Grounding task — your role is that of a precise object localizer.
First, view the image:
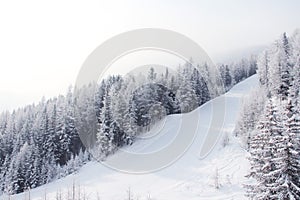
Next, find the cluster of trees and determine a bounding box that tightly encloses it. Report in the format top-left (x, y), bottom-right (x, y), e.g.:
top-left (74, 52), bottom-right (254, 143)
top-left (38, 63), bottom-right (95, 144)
top-left (235, 30), bottom-right (300, 199)
top-left (234, 88), bottom-right (266, 148)
top-left (91, 59), bottom-right (256, 160)
top-left (0, 90), bottom-right (90, 195)
top-left (218, 56), bottom-right (257, 91)
top-left (85, 62), bottom-right (222, 159)
top-left (0, 55), bottom-right (256, 195)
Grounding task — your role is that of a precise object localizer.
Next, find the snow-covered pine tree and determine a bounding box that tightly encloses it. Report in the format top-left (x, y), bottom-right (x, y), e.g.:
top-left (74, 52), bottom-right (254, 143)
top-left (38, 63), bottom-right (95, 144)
top-left (269, 33), bottom-right (292, 100)
top-left (64, 87), bottom-right (79, 162)
top-left (219, 64), bottom-right (233, 91)
top-left (288, 30), bottom-right (300, 136)
top-left (96, 83), bottom-right (115, 158)
top-left (234, 88), bottom-right (266, 146)
top-left (111, 81), bottom-right (134, 145)
top-left (257, 50), bottom-right (270, 91)
top-left (176, 65), bottom-right (198, 113)
top-left (190, 67), bottom-right (210, 106)
top-left (147, 67), bottom-right (157, 82)
top-left (246, 99), bottom-right (281, 199)
top-left (266, 99), bottom-right (300, 199)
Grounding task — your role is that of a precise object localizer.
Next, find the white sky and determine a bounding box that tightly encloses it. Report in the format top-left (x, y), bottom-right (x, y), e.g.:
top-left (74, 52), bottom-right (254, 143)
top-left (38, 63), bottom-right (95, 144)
top-left (0, 0), bottom-right (300, 112)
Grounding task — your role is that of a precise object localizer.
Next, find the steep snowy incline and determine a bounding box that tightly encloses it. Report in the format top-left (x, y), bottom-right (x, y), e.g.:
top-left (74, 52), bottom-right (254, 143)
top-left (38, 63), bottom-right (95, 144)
top-left (11, 75), bottom-right (258, 200)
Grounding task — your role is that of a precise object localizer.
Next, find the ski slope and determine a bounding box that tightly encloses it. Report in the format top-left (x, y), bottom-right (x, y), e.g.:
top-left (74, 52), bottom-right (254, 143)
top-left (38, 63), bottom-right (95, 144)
top-left (11, 75), bottom-right (258, 200)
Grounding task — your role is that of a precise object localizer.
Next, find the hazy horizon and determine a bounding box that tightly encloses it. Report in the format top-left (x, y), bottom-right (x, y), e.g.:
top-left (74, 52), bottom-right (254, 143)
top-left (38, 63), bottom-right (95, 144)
top-left (0, 0), bottom-right (299, 112)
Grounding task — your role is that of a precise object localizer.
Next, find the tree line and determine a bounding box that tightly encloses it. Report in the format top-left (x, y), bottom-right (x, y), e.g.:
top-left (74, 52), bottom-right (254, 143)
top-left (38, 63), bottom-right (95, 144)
top-left (0, 56), bottom-right (256, 195)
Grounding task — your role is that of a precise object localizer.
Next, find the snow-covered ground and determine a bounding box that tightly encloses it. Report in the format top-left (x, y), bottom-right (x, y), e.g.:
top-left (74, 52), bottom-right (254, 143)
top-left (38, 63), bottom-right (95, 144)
top-left (10, 75), bottom-right (258, 200)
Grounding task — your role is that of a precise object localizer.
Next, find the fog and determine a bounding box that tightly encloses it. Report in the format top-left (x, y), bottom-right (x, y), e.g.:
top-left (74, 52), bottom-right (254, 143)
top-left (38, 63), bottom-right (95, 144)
top-left (0, 0), bottom-right (299, 111)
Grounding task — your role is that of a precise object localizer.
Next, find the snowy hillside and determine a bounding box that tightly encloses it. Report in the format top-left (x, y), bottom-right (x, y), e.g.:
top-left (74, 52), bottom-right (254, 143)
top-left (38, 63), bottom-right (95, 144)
top-left (10, 75), bottom-right (258, 200)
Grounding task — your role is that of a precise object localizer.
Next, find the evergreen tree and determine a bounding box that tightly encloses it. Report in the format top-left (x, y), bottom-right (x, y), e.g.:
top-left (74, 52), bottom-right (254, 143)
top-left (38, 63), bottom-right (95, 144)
top-left (246, 99), bottom-right (281, 199)
top-left (176, 66), bottom-right (198, 113)
top-left (267, 99), bottom-right (300, 199)
top-left (257, 50), bottom-right (270, 89)
top-left (269, 33), bottom-right (292, 100)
